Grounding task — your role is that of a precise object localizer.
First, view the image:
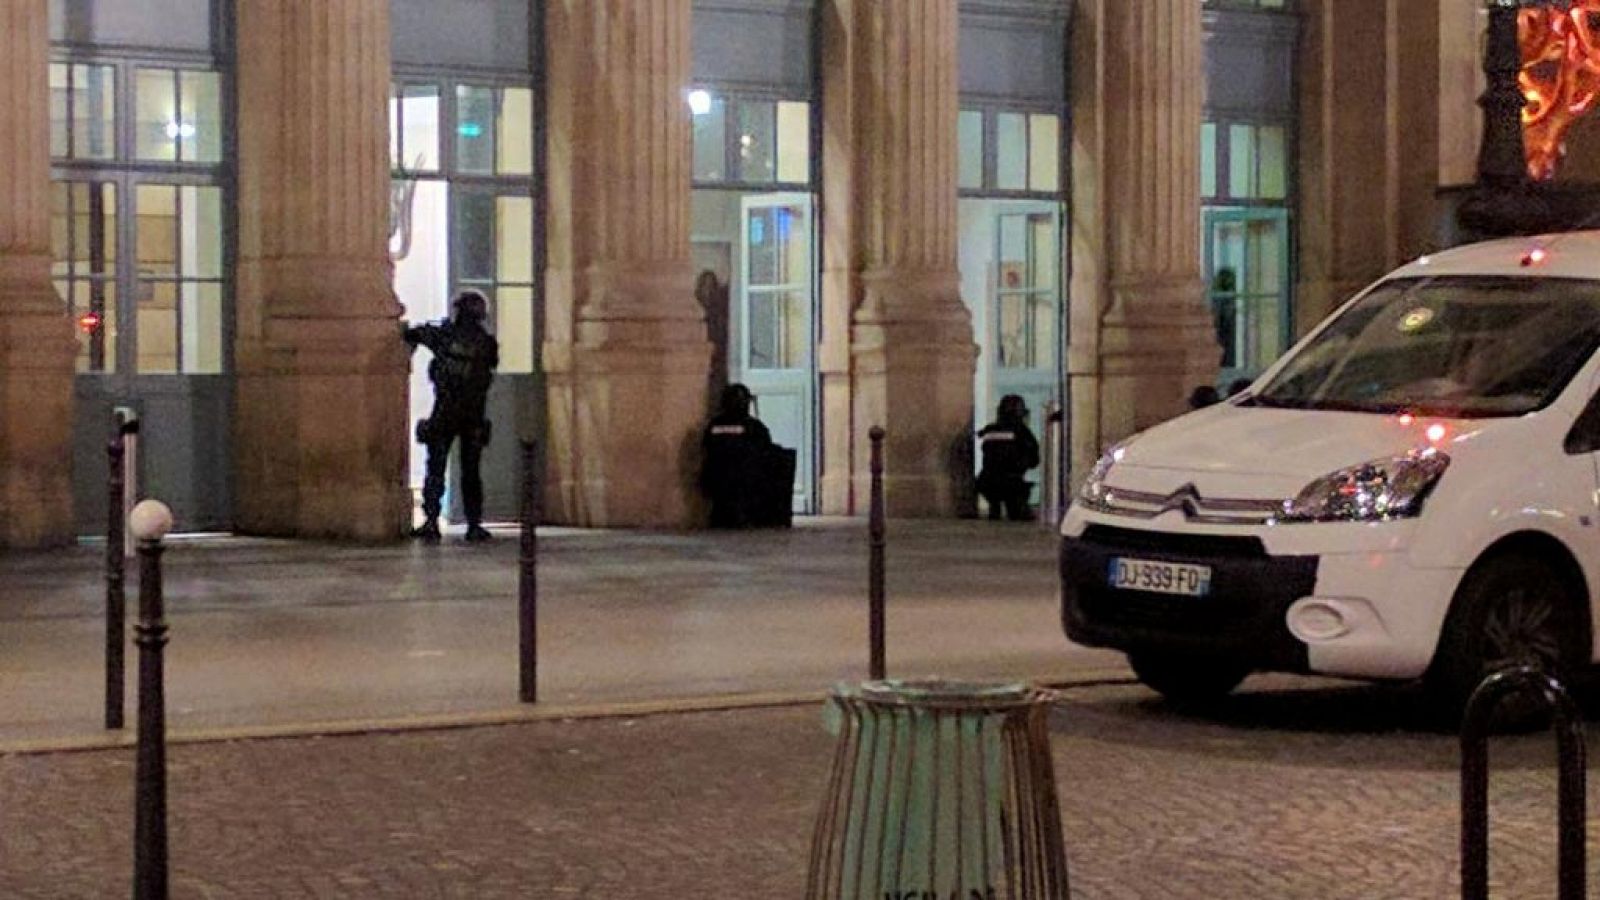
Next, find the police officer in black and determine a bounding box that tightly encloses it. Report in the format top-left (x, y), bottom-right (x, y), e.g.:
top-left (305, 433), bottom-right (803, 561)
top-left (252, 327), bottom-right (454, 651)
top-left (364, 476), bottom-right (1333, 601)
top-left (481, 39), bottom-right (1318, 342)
top-left (701, 383), bottom-right (776, 528)
top-left (405, 290), bottom-right (500, 543)
top-left (976, 394), bottom-right (1041, 522)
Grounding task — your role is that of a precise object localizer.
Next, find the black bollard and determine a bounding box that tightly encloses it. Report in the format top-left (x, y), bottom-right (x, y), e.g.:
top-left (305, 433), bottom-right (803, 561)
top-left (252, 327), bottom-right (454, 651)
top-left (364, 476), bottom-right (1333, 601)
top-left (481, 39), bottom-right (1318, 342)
top-left (1460, 664), bottom-right (1586, 900)
top-left (130, 501), bottom-right (173, 900)
top-left (868, 427), bottom-right (886, 681)
top-left (519, 440), bottom-right (539, 704)
top-left (105, 428), bottom-right (127, 731)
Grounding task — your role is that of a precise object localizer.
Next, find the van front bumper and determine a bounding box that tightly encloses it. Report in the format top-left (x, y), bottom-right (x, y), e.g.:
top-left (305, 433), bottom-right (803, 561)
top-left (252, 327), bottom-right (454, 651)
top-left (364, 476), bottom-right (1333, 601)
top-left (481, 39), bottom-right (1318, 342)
top-left (1060, 514), bottom-right (1462, 680)
top-left (1061, 523), bottom-right (1317, 672)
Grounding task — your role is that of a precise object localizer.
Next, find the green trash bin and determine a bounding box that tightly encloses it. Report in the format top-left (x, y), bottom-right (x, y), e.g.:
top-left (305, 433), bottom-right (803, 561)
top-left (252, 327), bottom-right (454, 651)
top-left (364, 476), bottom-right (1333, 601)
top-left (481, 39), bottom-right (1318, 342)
top-left (805, 680), bottom-right (1070, 900)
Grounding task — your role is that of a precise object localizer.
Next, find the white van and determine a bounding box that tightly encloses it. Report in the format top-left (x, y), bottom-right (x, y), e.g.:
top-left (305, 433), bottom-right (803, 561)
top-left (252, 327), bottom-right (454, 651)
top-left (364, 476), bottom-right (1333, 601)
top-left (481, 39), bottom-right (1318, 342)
top-left (1060, 233), bottom-right (1600, 710)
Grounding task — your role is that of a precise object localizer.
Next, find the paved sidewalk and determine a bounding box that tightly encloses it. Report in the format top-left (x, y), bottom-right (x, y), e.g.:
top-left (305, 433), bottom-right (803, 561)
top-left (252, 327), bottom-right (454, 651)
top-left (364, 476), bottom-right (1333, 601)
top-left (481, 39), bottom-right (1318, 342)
top-left (1, 679), bottom-right (1585, 898)
top-left (0, 519), bottom-right (1120, 748)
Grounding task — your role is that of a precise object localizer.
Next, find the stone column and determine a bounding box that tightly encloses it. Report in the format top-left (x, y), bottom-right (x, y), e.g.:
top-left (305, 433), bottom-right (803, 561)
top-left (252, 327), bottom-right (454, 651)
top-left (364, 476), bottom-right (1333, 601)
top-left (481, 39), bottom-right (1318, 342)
top-left (0, 0), bottom-right (76, 548)
top-left (1297, 0), bottom-right (1440, 331)
top-left (819, 0), bottom-right (976, 517)
top-left (542, 0), bottom-right (710, 527)
top-left (1068, 0), bottom-right (1219, 480)
top-left (234, 0), bottom-right (409, 540)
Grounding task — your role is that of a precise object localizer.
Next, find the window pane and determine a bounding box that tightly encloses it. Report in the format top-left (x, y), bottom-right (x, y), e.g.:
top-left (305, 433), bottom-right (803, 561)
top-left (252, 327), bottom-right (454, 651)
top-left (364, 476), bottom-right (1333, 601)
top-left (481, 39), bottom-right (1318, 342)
top-left (773, 204), bottom-right (808, 285)
top-left (1027, 213), bottom-right (1055, 290)
top-left (73, 65), bottom-right (116, 160)
top-left (1228, 123), bottom-right (1256, 199)
top-left (1028, 114), bottom-right (1060, 194)
top-left (399, 84), bottom-right (441, 171)
top-left (54, 182), bottom-right (119, 276)
top-left (748, 290), bottom-right (807, 370)
top-left (182, 186), bottom-right (224, 279)
top-left (959, 110), bottom-right (984, 190)
top-left (456, 85), bottom-right (497, 174)
top-left (498, 87), bottom-right (534, 176)
top-left (181, 281), bottom-right (224, 374)
top-left (456, 191), bottom-right (495, 280)
top-left (136, 69), bottom-right (179, 161)
top-left (1259, 125), bottom-right (1287, 200)
top-left (50, 64), bottom-right (69, 158)
top-left (496, 285), bottom-right (534, 374)
top-left (1201, 121), bottom-right (1218, 198)
top-left (389, 86), bottom-right (400, 169)
top-left (1030, 291), bottom-right (1055, 369)
top-left (136, 185), bottom-right (178, 277)
top-left (997, 294), bottom-right (1027, 368)
top-left (998, 215), bottom-right (1027, 290)
top-left (692, 93), bottom-right (727, 182)
top-left (179, 70), bottom-right (222, 163)
top-left (736, 101), bottom-right (776, 183)
top-left (496, 195), bottom-right (534, 283)
top-left (138, 279), bottom-right (179, 373)
top-left (69, 280), bottom-right (118, 374)
top-left (996, 112), bottom-right (1027, 191)
top-left (776, 101), bottom-right (810, 184)
top-left (747, 206), bottom-right (778, 286)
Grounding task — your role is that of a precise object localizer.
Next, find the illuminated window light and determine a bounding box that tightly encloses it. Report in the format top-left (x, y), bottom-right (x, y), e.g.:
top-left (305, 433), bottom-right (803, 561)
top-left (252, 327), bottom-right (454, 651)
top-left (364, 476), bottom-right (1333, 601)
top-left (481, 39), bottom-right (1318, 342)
top-left (687, 89), bottom-right (713, 117)
top-left (164, 119), bottom-right (196, 140)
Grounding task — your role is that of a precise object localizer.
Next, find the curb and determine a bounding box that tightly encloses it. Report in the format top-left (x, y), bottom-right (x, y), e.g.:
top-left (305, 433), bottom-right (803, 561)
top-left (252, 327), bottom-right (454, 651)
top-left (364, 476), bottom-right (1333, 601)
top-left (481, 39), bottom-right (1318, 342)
top-left (0, 668), bottom-right (1136, 757)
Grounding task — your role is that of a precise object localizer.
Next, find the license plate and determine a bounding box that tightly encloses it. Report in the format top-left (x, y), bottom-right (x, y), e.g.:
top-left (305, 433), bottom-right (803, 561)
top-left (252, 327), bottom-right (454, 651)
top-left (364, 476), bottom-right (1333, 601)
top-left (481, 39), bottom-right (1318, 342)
top-left (1108, 557), bottom-right (1213, 597)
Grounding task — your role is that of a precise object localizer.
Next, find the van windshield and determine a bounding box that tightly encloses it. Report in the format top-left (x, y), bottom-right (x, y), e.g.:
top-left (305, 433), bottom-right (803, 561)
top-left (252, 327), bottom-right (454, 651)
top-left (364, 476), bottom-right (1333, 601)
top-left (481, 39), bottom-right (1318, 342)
top-left (1248, 276), bottom-right (1600, 418)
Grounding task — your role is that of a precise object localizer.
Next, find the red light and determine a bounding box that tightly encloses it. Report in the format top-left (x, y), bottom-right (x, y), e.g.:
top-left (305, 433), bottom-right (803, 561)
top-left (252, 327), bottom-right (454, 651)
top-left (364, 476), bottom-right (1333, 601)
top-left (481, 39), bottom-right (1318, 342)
top-left (1397, 413), bottom-right (1415, 426)
top-left (1523, 247), bottom-right (1549, 266)
top-left (1426, 423), bottom-right (1447, 443)
top-left (77, 312), bottom-right (102, 333)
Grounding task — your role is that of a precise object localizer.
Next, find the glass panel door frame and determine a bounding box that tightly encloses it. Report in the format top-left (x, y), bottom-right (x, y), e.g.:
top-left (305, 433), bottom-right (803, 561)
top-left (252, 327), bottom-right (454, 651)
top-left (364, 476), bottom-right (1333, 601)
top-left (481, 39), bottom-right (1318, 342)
top-left (979, 198), bottom-right (1063, 505)
top-left (1203, 205), bottom-right (1292, 385)
top-left (735, 190), bottom-right (818, 513)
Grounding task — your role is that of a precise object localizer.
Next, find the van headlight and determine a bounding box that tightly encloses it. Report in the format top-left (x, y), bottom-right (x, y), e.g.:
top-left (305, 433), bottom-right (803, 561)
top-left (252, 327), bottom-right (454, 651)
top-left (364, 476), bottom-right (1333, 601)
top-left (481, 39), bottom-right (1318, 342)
top-left (1076, 440), bottom-right (1133, 511)
top-left (1279, 450), bottom-right (1450, 523)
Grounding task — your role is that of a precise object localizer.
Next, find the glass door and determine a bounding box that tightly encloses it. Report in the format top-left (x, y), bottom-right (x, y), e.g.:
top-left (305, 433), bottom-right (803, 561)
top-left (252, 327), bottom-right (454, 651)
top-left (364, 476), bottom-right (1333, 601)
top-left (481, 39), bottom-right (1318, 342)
top-left (1204, 208), bottom-right (1291, 385)
top-left (56, 174), bottom-right (230, 531)
top-left (736, 192), bottom-right (815, 513)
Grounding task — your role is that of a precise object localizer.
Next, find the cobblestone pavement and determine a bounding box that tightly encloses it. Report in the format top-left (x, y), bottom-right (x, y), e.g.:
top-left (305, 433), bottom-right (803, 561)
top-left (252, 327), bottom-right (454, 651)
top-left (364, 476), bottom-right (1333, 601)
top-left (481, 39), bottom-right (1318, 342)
top-left (2, 677), bottom-right (1589, 898)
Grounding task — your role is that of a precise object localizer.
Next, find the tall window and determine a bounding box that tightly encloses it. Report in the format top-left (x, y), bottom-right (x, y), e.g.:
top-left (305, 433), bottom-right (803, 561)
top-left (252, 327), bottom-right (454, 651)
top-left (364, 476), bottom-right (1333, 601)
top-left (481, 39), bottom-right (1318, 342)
top-left (1201, 117), bottom-right (1294, 379)
top-left (691, 92), bottom-right (811, 188)
top-left (49, 59), bottom-right (228, 376)
top-left (390, 79), bottom-right (536, 373)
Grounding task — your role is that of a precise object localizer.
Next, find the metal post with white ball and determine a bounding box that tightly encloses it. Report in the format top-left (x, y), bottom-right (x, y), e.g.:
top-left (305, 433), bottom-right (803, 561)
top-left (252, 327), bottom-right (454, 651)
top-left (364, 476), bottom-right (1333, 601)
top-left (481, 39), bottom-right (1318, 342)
top-left (129, 499), bottom-right (173, 900)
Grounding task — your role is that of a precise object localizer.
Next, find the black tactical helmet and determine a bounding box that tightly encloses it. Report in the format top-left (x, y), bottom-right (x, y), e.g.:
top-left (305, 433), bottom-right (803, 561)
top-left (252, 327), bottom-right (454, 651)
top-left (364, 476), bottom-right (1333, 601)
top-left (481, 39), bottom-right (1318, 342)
top-left (720, 383), bottom-right (755, 417)
top-left (998, 394), bottom-right (1028, 420)
top-left (453, 290), bottom-right (489, 324)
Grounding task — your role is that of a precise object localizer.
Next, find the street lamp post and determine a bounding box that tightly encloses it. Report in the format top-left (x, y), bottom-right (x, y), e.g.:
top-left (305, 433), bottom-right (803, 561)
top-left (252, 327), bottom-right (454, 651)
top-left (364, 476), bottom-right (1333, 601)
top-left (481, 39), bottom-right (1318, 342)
top-left (1457, 0), bottom-right (1555, 240)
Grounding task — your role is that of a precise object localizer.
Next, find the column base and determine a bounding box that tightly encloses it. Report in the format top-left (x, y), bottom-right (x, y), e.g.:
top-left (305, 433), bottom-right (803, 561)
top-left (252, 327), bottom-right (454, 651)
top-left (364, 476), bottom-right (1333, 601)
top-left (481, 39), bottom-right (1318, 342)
top-left (544, 339), bottom-right (712, 528)
top-left (1097, 278), bottom-right (1221, 441)
top-left (849, 271), bottom-right (978, 518)
top-left (0, 298), bottom-right (76, 548)
top-left (234, 321), bottom-right (410, 541)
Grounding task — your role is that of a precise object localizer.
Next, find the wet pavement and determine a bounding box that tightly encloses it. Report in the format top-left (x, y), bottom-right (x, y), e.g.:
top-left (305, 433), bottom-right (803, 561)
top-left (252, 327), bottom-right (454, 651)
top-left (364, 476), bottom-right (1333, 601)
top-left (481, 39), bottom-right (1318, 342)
top-left (1, 678), bottom-right (1585, 898)
top-left (0, 519), bottom-right (1120, 747)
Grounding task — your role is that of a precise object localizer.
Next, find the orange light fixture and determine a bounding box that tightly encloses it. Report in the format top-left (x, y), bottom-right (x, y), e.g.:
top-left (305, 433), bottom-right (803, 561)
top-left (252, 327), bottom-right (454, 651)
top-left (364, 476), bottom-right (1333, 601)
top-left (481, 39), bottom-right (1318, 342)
top-left (1520, 2), bottom-right (1600, 181)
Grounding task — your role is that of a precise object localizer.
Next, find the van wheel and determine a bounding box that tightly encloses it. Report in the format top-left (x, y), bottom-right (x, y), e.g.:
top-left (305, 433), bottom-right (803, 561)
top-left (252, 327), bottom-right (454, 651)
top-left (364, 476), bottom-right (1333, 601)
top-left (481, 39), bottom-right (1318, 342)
top-left (1129, 651), bottom-right (1249, 706)
top-left (1427, 553), bottom-right (1587, 726)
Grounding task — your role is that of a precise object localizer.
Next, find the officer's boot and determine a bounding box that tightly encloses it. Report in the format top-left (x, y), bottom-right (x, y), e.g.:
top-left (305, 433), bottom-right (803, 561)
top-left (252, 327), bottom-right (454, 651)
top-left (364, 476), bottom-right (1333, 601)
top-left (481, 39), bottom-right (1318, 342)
top-left (465, 523), bottom-right (492, 543)
top-left (412, 518), bottom-right (442, 543)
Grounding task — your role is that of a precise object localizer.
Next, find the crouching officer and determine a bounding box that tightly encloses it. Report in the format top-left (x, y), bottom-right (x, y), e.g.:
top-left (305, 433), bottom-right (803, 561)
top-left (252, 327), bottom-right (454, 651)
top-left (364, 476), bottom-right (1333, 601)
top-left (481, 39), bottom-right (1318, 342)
top-left (976, 394), bottom-right (1040, 521)
top-left (404, 290), bottom-right (500, 543)
top-left (701, 383), bottom-right (781, 528)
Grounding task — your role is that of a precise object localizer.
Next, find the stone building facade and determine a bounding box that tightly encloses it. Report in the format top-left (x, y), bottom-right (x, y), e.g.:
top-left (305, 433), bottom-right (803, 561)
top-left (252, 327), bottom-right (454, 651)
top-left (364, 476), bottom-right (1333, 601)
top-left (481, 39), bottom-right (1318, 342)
top-left (0, 0), bottom-right (1501, 545)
